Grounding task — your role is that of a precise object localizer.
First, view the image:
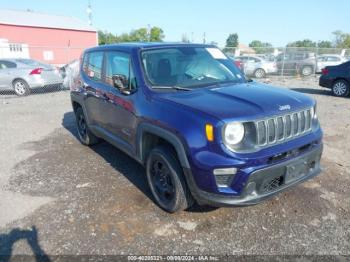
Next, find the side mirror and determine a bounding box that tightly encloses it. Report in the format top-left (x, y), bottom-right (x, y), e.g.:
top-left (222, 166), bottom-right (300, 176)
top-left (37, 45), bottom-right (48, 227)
top-left (112, 74), bottom-right (130, 95)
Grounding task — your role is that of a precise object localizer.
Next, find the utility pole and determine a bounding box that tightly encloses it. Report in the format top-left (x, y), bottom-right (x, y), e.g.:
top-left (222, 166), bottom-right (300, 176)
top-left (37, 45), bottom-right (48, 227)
top-left (147, 24), bottom-right (151, 42)
top-left (87, 0), bottom-right (93, 26)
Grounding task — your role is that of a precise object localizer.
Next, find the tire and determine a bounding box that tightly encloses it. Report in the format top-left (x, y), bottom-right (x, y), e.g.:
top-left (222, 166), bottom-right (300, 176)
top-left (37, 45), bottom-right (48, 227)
top-left (75, 107), bottom-right (99, 146)
top-left (146, 146), bottom-right (194, 213)
top-left (301, 66), bottom-right (313, 76)
top-left (332, 79), bottom-right (350, 97)
top-left (254, 68), bottom-right (266, 78)
top-left (13, 79), bottom-right (30, 96)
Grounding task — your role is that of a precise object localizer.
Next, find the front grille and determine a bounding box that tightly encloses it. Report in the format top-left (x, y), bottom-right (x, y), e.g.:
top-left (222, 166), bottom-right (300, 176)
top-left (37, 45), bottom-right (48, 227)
top-left (255, 108), bottom-right (313, 147)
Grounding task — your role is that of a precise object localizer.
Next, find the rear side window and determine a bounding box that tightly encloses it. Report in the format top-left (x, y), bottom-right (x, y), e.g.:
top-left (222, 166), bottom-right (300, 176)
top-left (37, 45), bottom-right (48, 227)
top-left (0, 60), bottom-right (17, 69)
top-left (83, 51), bottom-right (103, 81)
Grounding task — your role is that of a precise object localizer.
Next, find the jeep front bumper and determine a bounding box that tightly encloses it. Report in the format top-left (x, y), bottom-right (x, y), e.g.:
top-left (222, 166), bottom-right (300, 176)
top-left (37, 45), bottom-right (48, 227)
top-left (185, 144), bottom-right (323, 207)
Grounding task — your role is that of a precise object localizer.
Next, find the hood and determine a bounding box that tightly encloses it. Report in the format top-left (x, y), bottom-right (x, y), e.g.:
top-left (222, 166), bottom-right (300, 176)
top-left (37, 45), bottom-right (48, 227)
top-left (156, 82), bottom-right (314, 121)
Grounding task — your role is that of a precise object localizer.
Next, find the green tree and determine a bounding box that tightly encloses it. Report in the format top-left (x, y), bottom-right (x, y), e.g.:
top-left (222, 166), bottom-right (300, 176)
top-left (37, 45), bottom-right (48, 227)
top-left (98, 26), bottom-right (165, 45)
top-left (150, 27), bottom-right (165, 42)
top-left (317, 40), bottom-right (333, 48)
top-left (249, 40), bottom-right (273, 53)
top-left (225, 33), bottom-right (239, 47)
top-left (129, 28), bottom-right (149, 42)
top-left (287, 39), bottom-right (317, 48)
top-left (332, 31), bottom-right (350, 48)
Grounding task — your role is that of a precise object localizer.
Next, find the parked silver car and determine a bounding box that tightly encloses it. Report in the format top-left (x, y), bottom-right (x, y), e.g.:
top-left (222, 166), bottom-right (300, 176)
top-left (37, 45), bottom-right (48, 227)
top-left (235, 55), bottom-right (277, 78)
top-left (316, 55), bottom-right (348, 73)
top-left (0, 58), bottom-right (63, 96)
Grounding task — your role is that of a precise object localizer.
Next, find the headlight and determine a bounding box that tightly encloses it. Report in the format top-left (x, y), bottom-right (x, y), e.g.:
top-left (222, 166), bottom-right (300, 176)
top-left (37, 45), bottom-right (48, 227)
top-left (223, 122), bottom-right (245, 146)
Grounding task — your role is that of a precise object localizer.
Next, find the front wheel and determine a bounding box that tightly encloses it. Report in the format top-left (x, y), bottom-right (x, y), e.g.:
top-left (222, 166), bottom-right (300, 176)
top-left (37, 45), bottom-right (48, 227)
top-left (332, 80), bottom-right (350, 97)
top-left (146, 146), bottom-right (194, 213)
top-left (13, 79), bottom-right (30, 96)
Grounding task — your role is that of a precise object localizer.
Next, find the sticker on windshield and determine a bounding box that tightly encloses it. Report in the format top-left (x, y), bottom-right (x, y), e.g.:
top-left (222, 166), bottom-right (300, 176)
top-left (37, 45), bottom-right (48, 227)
top-left (206, 48), bottom-right (227, 60)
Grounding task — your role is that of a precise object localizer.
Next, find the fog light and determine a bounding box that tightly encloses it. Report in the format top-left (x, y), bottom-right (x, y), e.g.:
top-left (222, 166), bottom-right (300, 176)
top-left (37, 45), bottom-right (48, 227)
top-left (213, 167), bottom-right (237, 175)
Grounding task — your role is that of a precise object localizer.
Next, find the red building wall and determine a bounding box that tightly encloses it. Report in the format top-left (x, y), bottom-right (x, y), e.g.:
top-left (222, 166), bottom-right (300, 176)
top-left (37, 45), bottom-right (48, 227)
top-left (0, 24), bottom-right (97, 65)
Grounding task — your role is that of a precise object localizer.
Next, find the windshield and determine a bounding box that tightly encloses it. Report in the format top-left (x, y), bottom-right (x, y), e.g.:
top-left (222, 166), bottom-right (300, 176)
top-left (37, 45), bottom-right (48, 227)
top-left (141, 47), bottom-right (246, 89)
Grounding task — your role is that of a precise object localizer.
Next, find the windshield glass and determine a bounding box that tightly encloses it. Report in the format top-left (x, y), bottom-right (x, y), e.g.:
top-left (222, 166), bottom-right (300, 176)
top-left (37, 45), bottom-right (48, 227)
top-left (141, 47), bottom-right (246, 89)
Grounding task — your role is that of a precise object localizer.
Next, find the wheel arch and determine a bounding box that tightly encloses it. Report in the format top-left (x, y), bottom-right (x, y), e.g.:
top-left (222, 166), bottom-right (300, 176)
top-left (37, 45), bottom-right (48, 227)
top-left (12, 78), bottom-right (29, 87)
top-left (137, 123), bottom-right (190, 169)
top-left (332, 77), bottom-right (350, 86)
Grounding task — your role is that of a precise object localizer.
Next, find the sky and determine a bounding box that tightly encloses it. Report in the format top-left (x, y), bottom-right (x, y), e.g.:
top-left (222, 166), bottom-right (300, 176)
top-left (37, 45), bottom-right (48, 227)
top-left (1, 0), bottom-right (349, 47)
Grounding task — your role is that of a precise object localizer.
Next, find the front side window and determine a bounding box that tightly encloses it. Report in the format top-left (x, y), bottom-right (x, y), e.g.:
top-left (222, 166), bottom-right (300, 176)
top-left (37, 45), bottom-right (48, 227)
top-left (141, 47), bottom-right (245, 89)
top-left (104, 51), bottom-right (137, 91)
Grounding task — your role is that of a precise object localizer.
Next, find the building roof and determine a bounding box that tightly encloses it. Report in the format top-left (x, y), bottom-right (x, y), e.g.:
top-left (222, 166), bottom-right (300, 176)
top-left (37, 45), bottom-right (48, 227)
top-left (0, 9), bottom-right (96, 32)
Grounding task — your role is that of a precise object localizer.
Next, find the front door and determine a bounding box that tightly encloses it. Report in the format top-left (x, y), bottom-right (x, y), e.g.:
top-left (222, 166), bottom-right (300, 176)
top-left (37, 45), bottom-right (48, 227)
top-left (100, 51), bottom-right (138, 152)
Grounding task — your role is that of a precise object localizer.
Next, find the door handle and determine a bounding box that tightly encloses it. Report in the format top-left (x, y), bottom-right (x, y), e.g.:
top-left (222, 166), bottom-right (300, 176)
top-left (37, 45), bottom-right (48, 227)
top-left (102, 93), bottom-right (109, 101)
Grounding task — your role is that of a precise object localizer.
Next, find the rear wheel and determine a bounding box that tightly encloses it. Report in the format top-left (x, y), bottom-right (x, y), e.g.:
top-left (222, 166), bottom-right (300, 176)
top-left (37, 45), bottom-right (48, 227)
top-left (254, 68), bottom-right (266, 78)
top-left (146, 146), bottom-right (194, 213)
top-left (75, 107), bottom-right (99, 145)
top-left (13, 79), bottom-right (30, 96)
top-left (332, 80), bottom-right (350, 97)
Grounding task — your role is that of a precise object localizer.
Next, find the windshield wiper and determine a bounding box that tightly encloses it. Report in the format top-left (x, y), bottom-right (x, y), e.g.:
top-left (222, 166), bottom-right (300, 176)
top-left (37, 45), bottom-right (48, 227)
top-left (152, 86), bottom-right (191, 91)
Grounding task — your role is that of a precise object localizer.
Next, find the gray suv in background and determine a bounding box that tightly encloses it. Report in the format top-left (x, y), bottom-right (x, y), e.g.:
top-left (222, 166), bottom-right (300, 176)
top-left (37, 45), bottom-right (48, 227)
top-left (276, 52), bottom-right (316, 76)
top-left (0, 58), bottom-right (63, 96)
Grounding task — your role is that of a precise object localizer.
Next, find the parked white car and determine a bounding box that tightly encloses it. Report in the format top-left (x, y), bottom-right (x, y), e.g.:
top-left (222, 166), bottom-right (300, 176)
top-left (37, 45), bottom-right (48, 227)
top-left (316, 55), bottom-right (347, 73)
top-left (235, 55), bottom-right (277, 78)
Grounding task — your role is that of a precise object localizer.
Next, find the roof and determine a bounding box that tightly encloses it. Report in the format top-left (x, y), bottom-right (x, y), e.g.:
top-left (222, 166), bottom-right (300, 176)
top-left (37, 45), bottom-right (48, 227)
top-left (86, 42), bottom-right (216, 52)
top-left (0, 9), bottom-right (96, 32)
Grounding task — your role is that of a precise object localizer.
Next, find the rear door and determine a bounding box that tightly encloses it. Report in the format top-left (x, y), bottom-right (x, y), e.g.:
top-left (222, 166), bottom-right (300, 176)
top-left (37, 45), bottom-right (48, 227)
top-left (80, 51), bottom-right (107, 127)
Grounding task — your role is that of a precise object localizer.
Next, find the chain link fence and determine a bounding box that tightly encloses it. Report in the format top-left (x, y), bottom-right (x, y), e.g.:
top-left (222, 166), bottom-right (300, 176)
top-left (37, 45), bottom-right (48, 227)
top-left (221, 46), bottom-right (350, 79)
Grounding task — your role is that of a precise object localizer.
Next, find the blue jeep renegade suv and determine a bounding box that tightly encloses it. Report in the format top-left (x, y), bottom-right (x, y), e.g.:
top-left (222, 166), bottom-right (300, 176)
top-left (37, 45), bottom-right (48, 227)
top-left (70, 43), bottom-right (323, 212)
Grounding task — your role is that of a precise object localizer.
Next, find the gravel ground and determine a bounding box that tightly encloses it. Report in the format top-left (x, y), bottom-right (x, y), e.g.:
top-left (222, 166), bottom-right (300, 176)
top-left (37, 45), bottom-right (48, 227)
top-left (0, 77), bottom-right (349, 257)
